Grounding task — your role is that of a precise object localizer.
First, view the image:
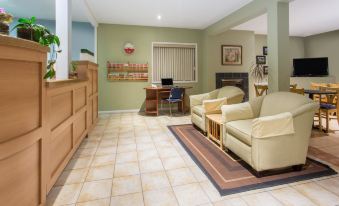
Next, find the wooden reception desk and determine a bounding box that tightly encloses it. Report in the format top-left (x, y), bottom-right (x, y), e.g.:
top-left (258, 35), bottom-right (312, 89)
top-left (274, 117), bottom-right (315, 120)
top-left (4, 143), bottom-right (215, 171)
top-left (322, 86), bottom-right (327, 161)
top-left (0, 35), bottom-right (98, 205)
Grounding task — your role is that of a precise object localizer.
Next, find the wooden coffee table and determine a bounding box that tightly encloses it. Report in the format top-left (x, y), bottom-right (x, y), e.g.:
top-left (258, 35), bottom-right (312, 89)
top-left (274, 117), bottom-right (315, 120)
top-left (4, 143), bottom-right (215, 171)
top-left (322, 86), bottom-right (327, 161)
top-left (206, 114), bottom-right (224, 150)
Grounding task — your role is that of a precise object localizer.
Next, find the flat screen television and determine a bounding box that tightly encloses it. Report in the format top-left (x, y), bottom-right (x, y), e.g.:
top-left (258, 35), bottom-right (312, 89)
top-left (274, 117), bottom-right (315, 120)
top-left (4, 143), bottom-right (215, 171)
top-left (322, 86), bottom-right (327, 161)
top-left (293, 57), bottom-right (328, 77)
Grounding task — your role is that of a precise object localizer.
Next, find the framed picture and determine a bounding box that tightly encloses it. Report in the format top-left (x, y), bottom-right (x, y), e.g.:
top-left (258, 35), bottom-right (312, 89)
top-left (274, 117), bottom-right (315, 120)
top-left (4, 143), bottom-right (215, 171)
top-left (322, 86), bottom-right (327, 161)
top-left (256, 55), bottom-right (266, 64)
top-left (263, 46), bottom-right (268, 55)
top-left (263, 66), bottom-right (268, 75)
top-left (221, 45), bottom-right (242, 65)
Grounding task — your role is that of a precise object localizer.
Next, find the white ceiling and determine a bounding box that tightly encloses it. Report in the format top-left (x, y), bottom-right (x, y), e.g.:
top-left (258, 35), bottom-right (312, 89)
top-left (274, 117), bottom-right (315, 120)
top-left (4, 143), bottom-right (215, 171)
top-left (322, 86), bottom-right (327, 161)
top-left (232, 0), bottom-right (339, 37)
top-left (1, 0), bottom-right (253, 29)
top-left (1, 0), bottom-right (338, 36)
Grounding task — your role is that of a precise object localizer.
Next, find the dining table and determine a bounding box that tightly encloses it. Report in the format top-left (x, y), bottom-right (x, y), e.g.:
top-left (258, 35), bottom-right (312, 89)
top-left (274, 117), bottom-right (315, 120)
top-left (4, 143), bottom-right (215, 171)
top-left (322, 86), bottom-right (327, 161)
top-left (304, 89), bottom-right (337, 132)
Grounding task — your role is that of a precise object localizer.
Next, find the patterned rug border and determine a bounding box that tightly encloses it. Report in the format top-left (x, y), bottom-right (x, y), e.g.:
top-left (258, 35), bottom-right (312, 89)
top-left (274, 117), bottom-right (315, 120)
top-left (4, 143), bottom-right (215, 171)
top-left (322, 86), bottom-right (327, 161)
top-left (168, 124), bottom-right (337, 196)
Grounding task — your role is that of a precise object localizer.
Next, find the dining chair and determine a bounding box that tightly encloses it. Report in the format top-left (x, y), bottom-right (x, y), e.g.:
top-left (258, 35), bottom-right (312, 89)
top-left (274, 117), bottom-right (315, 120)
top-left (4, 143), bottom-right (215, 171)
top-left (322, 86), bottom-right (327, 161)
top-left (161, 87), bottom-right (184, 116)
top-left (290, 84), bottom-right (297, 89)
top-left (290, 88), bottom-right (305, 95)
top-left (254, 84), bottom-right (268, 97)
top-left (319, 87), bottom-right (339, 132)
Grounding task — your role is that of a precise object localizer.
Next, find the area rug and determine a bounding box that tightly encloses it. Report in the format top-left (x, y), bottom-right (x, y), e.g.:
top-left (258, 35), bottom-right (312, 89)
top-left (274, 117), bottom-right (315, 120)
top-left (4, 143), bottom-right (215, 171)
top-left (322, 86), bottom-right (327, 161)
top-left (168, 124), bottom-right (337, 196)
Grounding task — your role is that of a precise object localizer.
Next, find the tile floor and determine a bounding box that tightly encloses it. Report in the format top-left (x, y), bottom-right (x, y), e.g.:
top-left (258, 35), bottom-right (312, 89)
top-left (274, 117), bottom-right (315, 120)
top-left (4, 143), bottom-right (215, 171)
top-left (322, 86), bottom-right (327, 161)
top-left (47, 112), bottom-right (339, 206)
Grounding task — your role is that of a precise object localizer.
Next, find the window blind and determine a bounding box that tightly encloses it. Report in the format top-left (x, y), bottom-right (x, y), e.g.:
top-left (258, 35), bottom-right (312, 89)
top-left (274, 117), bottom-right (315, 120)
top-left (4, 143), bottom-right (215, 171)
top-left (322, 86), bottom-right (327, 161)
top-left (152, 43), bottom-right (197, 83)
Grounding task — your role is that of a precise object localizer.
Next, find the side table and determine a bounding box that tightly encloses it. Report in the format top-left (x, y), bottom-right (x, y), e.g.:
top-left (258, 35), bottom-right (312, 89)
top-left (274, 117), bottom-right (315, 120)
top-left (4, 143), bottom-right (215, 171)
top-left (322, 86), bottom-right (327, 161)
top-left (206, 114), bottom-right (224, 150)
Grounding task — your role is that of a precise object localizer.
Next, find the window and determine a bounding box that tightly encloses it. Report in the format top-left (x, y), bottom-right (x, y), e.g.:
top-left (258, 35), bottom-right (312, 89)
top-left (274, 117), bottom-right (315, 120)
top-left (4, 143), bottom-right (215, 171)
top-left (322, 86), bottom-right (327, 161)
top-left (152, 42), bottom-right (197, 83)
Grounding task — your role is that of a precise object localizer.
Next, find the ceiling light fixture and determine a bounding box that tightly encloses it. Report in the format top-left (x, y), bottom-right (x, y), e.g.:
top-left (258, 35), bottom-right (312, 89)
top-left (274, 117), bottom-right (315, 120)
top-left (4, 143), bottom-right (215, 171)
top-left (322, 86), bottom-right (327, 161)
top-left (157, 15), bottom-right (162, 20)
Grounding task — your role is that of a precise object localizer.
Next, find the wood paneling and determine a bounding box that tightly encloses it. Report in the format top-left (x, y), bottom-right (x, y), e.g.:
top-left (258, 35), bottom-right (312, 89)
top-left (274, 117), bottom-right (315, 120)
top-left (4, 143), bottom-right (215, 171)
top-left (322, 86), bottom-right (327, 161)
top-left (74, 111), bottom-right (87, 145)
top-left (0, 35), bottom-right (48, 206)
top-left (50, 125), bottom-right (72, 177)
top-left (0, 141), bottom-right (41, 206)
top-left (74, 87), bottom-right (86, 112)
top-left (0, 60), bottom-right (40, 142)
top-left (50, 91), bottom-right (72, 130)
top-left (0, 36), bottom-right (98, 205)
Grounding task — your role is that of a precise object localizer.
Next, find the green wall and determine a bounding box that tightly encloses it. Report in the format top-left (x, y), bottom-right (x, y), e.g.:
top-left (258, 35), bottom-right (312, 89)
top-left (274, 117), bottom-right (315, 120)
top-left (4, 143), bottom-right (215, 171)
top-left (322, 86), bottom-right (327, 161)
top-left (98, 24), bottom-right (203, 111)
top-left (305, 30), bottom-right (339, 80)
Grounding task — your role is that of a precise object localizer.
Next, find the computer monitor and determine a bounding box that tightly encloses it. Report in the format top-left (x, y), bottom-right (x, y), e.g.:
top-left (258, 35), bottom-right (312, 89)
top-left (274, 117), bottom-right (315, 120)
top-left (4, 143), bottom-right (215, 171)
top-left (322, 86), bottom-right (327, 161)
top-left (161, 78), bottom-right (173, 87)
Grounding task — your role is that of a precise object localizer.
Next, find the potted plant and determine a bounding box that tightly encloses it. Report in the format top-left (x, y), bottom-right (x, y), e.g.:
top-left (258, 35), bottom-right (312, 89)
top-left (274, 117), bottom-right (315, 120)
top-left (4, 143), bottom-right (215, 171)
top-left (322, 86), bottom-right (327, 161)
top-left (0, 8), bottom-right (13, 35)
top-left (12, 16), bottom-right (61, 79)
top-left (250, 63), bottom-right (265, 83)
top-left (69, 62), bottom-right (78, 79)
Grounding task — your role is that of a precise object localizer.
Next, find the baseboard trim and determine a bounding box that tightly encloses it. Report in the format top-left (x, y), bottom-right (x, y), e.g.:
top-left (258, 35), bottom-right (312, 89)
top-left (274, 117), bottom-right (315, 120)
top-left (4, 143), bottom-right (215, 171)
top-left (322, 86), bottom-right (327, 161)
top-left (99, 109), bottom-right (140, 114)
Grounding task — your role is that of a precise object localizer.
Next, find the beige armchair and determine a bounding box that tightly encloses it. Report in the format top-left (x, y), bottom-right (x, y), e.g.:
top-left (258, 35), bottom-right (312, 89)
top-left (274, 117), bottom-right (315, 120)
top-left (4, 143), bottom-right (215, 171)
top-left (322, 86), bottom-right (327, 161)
top-left (221, 92), bottom-right (319, 175)
top-left (190, 86), bottom-right (245, 132)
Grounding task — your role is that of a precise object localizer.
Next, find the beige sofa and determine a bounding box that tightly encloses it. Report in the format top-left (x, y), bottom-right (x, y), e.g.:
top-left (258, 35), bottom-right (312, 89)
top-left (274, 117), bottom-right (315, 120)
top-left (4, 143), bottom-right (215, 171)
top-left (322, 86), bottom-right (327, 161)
top-left (221, 92), bottom-right (318, 174)
top-left (190, 86), bottom-right (245, 132)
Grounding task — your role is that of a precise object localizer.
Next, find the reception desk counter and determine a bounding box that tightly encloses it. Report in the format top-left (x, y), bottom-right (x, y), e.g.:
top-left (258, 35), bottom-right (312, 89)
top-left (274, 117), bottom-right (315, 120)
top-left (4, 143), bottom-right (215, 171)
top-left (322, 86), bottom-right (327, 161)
top-left (0, 35), bottom-right (98, 205)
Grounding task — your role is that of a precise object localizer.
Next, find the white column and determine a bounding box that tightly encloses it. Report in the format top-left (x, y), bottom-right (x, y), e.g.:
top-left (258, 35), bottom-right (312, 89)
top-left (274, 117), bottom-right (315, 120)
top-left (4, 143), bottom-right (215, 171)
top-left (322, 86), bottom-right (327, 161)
top-left (94, 26), bottom-right (98, 63)
top-left (55, 0), bottom-right (72, 80)
top-left (267, 1), bottom-right (290, 92)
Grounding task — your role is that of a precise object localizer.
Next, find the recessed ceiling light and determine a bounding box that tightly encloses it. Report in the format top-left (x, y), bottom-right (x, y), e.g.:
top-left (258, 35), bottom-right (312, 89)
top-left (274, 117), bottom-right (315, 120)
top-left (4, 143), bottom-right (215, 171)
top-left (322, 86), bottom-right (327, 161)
top-left (157, 15), bottom-right (162, 20)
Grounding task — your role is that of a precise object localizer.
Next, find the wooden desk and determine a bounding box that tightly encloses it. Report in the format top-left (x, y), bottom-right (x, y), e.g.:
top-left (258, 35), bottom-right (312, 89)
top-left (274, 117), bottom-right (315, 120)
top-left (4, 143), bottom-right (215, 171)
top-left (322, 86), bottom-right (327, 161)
top-left (144, 86), bottom-right (192, 115)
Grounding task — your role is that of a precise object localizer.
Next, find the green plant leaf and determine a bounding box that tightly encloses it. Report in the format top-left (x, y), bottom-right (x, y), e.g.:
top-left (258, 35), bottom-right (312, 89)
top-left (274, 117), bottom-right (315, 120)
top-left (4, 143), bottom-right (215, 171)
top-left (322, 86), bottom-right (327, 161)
top-left (18, 17), bottom-right (30, 24)
top-left (31, 16), bottom-right (36, 24)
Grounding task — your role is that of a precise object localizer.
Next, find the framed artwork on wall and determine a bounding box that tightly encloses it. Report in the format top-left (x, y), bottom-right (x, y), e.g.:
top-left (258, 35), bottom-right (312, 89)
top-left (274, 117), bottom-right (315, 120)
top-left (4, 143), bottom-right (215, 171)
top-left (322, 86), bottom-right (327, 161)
top-left (256, 55), bottom-right (266, 64)
top-left (221, 45), bottom-right (242, 65)
top-left (263, 66), bottom-right (268, 75)
top-left (263, 46), bottom-right (268, 55)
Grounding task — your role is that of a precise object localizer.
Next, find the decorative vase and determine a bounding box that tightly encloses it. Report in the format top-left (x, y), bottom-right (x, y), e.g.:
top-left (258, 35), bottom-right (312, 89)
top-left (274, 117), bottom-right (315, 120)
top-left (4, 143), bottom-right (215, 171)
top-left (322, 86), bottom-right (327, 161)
top-left (0, 10), bottom-right (13, 35)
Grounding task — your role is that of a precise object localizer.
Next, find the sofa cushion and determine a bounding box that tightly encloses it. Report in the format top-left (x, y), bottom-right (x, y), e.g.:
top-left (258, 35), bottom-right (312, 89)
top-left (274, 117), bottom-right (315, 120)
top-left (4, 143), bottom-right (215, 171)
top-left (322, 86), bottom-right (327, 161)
top-left (192, 105), bottom-right (205, 117)
top-left (226, 119), bottom-right (253, 146)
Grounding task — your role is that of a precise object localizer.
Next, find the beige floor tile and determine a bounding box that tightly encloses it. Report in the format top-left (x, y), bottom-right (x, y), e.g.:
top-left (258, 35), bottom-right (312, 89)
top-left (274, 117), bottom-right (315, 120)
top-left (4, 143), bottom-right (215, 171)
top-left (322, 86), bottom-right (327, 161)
top-left (112, 175), bottom-right (142, 196)
top-left (166, 168), bottom-right (196, 186)
top-left (200, 180), bottom-right (223, 202)
top-left (213, 197), bottom-right (248, 206)
top-left (95, 146), bottom-right (117, 156)
top-left (66, 157), bottom-right (93, 170)
top-left (157, 147), bottom-right (180, 159)
top-left (114, 162), bottom-right (140, 177)
top-left (91, 154), bottom-right (116, 166)
top-left (118, 137), bottom-right (136, 145)
top-left (135, 136), bottom-right (153, 144)
top-left (173, 183), bottom-right (210, 206)
top-left (162, 156), bottom-right (187, 170)
top-left (55, 168), bottom-right (88, 186)
top-left (73, 148), bottom-right (97, 158)
top-left (139, 158), bottom-right (164, 173)
top-left (241, 192), bottom-right (283, 206)
top-left (138, 149), bottom-right (159, 161)
top-left (76, 198), bottom-right (110, 206)
top-left (99, 139), bottom-right (118, 147)
top-left (293, 182), bottom-right (339, 206)
top-left (316, 176), bottom-right (339, 195)
top-left (117, 143), bottom-right (137, 153)
top-left (116, 151), bottom-right (138, 163)
top-left (47, 184), bottom-right (83, 206)
top-left (269, 187), bottom-right (316, 206)
top-left (86, 165), bottom-right (114, 181)
top-left (182, 154), bottom-right (197, 167)
top-left (190, 166), bottom-right (208, 182)
top-left (141, 171), bottom-right (171, 191)
top-left (110, 193), bottom-right (144, 206)
top-left (143, 187), bottom-right (179, 206)
top-left (78, 180), bottom-right (112, 203)
top-left (136, 142), bottom-right (156, 151)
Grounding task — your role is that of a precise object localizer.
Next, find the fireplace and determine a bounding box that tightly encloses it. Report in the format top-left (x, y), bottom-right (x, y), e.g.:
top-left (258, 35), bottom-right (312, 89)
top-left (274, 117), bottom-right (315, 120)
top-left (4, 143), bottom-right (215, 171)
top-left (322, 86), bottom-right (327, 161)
top-left (216, 73), bottom-right (249, 101)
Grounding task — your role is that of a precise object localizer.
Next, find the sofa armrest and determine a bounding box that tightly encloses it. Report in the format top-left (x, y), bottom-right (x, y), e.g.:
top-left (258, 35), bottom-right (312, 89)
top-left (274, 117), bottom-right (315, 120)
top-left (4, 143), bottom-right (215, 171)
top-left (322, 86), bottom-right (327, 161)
top-left (190, 93), bottom-right (210, 107)
top-left (290, 102), bottom-right (319, 118)
top-left (252, 112), bottom-right (294, 139)
top-left (203, 98), bottom-right (227, 113)
top-left (221, 102), bottom-right (253, 123)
